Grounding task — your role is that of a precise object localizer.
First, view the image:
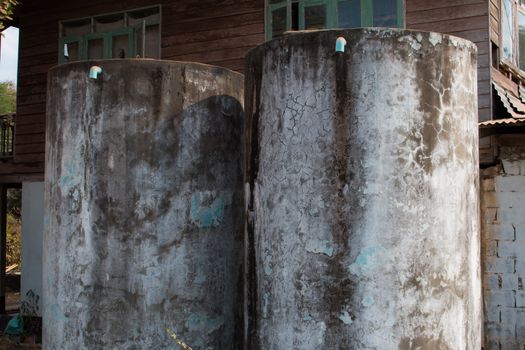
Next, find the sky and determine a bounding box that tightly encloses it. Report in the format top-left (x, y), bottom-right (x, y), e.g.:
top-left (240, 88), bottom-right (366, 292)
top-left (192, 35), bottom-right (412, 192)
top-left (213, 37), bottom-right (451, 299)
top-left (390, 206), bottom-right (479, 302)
top-left (0, 27), bottom-right (19, 84)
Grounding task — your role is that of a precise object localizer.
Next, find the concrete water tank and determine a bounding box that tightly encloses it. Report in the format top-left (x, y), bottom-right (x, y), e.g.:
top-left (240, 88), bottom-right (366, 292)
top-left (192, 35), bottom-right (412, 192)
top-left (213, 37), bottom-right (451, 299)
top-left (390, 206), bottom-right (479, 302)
top-left (45, 60), bottom-right (244, 349)
top-left (245, 29), bottom-right (481, 349)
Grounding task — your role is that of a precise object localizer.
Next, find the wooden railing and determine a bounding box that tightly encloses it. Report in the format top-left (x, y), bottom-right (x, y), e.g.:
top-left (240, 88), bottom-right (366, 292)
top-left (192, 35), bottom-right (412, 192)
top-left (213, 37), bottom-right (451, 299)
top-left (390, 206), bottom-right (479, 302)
top-left (0, 114), bottom-right (15, 159)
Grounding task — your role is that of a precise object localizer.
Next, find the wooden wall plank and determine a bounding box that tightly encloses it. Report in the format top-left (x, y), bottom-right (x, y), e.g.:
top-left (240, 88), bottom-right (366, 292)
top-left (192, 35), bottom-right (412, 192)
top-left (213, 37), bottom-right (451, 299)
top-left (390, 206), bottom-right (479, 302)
top-left (407, 0), bottom-right (486, 12)
top-left (406, 3), bottom-right (487, 24)
top-left (5, 0), bottom-right (264, 180)
top-left (489, 0), bottom-right (500, 43)
top-left (406, 0), bottom-right (491, 126)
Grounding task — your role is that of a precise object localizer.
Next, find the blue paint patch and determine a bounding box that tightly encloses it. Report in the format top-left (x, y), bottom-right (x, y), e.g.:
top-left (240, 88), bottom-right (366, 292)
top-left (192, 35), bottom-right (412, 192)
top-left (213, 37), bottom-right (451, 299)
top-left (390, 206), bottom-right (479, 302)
top-left (264, 262), bottom-right (272, 275)
top-left (305, 239), bottom-right (334, 257)
top-left (348, 245), bottom-right (385, 276)
top-left (49, 303), bottom-right (68, 322)
top-left (263, 292), bottom-right (270, 317)
top-left (303, 314), bottom-right (313, 321)
top-left (194, 269), bottom-right (206, 284)
top-left (190, 192), bottom-right (224, 228)
top-left (43, 216), bottom-right (50, 229)
top-left (362, 296), bottom-right (374, 307)
top-left (185, 313), bottom-right (223, 335)
top-left (338, 311), bottom-right (352, 325)
top-left (59, 161), bottom-right (80, 189)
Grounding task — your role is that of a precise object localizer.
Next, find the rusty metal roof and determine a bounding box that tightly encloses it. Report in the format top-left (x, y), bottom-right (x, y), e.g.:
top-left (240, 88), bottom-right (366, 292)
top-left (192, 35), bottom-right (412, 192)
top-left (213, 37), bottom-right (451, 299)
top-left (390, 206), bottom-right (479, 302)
top-left (479, 118), bottom-right (525, 127)
top-left (493, 82), bottom-right (525, 119)
top-left (481, 82), bottom-right (525, 129)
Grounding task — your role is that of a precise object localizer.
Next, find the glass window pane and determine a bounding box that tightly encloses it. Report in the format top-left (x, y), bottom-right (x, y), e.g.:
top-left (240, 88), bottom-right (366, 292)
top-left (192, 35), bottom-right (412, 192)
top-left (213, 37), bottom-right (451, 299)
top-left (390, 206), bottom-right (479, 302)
top-left (502, 0), bottom-right (514, 61)
top-left (272, 6), bottom-right (287, 38)
top-left (373, 0), bottom-right (397, 27)
top-left (87, 38), bottom-right (104, 59)
top-left (134, 24), bottom-right (145, 58)
top-left (145, 25), bottom-right (160, 59)
top-left (292, 2), bottom-right (299, 30)
top-left (112, 34), bottom-right (129, 58)
top-left (63, 19), bottom-right (91, 37)
top-left (128, 7), bottom-right (160, 26)
top-left (95, 14), bottom-right (125, 32)
top-left (338, 0), bottom-right (361, 28)
top-left (519, 12), bottom-right (525, 70)
top-left (304, 4), bottom-right (327, 30)
top-left (63, 42), bottom-right (80, 62)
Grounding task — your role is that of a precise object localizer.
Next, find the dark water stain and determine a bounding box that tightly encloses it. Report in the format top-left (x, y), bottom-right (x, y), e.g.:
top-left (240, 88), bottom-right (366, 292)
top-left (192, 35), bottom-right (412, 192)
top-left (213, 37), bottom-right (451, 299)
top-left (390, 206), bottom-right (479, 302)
top-left (245, 48), bottom-right (264, 350)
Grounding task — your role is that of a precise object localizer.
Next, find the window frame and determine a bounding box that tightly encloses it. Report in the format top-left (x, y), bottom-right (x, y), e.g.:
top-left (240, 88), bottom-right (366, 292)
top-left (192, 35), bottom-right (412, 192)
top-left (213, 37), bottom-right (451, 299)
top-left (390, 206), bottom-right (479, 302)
top-left (58, 5), bottom-right (161, 64)
top-left (500, 0), bottom-right (517, 68)
top-left (265, 0), bottom-right (405, 40)
top-left (499, 0), bottom-right (525, 72)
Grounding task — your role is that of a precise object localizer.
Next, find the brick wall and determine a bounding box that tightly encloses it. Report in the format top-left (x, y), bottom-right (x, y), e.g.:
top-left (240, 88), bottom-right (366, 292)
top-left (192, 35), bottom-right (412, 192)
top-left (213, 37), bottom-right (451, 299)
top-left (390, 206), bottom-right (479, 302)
top-left (482, 146), bottom-right (525, 349)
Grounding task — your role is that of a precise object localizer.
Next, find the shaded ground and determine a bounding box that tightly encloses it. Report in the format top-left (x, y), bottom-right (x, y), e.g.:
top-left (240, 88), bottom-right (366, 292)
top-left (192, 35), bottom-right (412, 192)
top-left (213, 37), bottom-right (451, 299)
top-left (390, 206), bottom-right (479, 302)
top-left (6, 272), bottom-right (20, 314)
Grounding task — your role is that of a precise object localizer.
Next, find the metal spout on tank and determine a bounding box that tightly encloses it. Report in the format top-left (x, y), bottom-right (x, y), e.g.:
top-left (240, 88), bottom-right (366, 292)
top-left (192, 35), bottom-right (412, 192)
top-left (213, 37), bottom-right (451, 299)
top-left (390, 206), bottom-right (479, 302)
top-left (89, 66), bottom-right (102, 79)
top-left (335, 37), bottom-right (347, 53)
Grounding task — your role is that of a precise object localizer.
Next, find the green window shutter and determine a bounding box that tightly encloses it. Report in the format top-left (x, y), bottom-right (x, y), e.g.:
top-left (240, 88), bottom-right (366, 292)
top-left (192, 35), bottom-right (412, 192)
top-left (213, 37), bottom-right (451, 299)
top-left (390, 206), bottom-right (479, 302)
top-left (267, 1), bottom-right (291, 40)
top-left (59, 36), bottom-right (83, 64)
top-left (109, 28), bottom-right (134, 58)
top-left (84, 33), bottom-right (106, 60)
top-left (265, 0), bottom-right (404, 40)
top-left (361, 0), bottom-right (373, 27)
top-left (397, 0), bottom-right (404, 28)
top-left (337, 0), bottom-right (362, 28)
top-left (299, 0), bottom-right (335, 30)
top-left (519, 11), bottom-right (525, 70)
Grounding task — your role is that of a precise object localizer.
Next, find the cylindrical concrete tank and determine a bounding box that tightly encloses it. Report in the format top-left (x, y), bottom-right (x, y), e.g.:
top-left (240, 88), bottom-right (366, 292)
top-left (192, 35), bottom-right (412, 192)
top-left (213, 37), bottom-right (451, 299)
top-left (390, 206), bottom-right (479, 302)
top-left (245, 29), bottom-right (481, 349)
top-left (45, 60), bottom-right (244, 349)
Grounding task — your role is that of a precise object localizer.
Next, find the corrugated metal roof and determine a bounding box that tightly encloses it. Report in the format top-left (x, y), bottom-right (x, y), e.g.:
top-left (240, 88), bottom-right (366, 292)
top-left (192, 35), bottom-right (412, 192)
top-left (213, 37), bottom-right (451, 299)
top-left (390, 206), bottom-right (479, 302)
top-left (479, 118), bottom-right (525, 127)
top-left (493, 82), bottom-right (525, 119)
top-left (482, 82), bottom-right (525, 128)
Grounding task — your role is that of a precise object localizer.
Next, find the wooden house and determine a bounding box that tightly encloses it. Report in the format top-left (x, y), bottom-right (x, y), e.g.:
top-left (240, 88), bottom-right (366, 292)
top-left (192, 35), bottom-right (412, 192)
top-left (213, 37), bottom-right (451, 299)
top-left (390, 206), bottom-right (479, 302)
top-left (2, 0), bottom-right (523, 348)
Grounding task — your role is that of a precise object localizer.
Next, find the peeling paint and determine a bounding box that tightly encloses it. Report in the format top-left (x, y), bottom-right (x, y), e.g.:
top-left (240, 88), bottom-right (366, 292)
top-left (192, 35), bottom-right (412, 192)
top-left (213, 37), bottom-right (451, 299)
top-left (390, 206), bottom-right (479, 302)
top-left (263, 262), bottom-right (273, 275)
top-left (263, 292), bottom-right (270, 318)
top-left (305, 239), bottom-right (334, 257)
top-left (429, 33), bottom-right (442, 47)
top-left (362, 296), bottom-right (374, 307)
top-left (190, 191), bottom-right (225, 228)
top-left (398, 35), bottom-right (422, 51)
top-left (48, 304), bottom-right (67, 322)
top-left (339, 311), bottom-right (353, 325)
top-left (185, 313), bottom-right (224, 334)
top-left (348, 246), bottom-right (385, 276)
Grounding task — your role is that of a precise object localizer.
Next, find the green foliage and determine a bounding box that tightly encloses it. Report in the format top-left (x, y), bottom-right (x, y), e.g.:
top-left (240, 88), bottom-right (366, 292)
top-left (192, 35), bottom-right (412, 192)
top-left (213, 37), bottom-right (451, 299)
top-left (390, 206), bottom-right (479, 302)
top-left (0, 81), bottom-right (16, 115)
top-left (7, 187), bottom-right (20, 218)
top-left (6, 188), bottom-right (20, 268)
top-left (6, 213), bottom-right (20, 267)
top-left (0, 0), bottom-right (18, 31)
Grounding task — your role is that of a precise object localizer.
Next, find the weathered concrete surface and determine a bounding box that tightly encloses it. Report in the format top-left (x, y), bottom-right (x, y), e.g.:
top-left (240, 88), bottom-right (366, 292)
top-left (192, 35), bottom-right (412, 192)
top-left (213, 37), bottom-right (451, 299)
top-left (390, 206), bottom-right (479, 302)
top-left (245, 29), bottom-right (481, 349)
top-left (45, 60), bottom-right (244, 349)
